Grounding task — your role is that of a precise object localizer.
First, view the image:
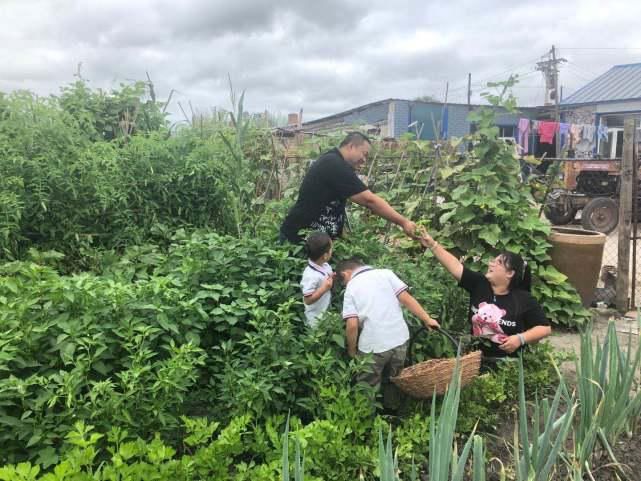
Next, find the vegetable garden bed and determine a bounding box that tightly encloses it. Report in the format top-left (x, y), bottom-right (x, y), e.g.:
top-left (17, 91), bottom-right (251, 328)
top-left (0, 78), bottom-right (639, 480)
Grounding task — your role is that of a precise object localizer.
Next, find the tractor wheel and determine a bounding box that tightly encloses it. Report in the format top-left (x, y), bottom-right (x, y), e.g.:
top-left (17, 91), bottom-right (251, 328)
top-left (544, 190), bottom-right (577, 225)
top-left (545, 204), bottom-right (578, 225)
top-left (581, 197), bottom-right (619, 234)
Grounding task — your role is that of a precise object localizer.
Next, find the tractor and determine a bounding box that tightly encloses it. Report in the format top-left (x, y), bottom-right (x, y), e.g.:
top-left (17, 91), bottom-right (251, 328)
top-left (544, 158), bottom-right (623, 234)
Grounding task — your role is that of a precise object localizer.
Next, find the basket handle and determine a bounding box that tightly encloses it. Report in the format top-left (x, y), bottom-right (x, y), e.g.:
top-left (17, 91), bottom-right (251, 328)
top-left (406, 326), bottom-right (460, 366)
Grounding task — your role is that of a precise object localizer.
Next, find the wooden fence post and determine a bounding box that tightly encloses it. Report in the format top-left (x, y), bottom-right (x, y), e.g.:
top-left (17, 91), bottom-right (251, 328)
top-left (616, 118), bottom-right (636, 311)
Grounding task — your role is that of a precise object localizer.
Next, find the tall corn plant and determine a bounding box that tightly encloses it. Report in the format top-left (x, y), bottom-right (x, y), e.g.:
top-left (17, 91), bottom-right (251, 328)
top-left (567, 320), bottom-right (641, 479)
top-left (219, 77), bottom-right (253, 237)
top-left (513, 356), bottom-right (575, 481)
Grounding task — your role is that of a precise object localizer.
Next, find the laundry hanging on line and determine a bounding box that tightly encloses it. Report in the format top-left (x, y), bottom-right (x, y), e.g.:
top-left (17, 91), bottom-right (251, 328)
top-left (559, 123), bottom-right (570, 148)
top-left (538, 121), bottom-right (559, 144)
top-left (517, 118), bottom-right (530, 154)
top-left (582, 124), bottom-right (596, 142)
top-left (510, 119), bottom-right (611, 153)
top-left (570, 124), bottom-right (583, 146)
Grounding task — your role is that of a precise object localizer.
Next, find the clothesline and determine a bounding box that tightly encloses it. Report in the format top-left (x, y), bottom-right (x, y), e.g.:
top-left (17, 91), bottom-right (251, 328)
top-left (516, 118), bottom-right (608, 153)
top-left (529, 157), bottom-right (620, 162)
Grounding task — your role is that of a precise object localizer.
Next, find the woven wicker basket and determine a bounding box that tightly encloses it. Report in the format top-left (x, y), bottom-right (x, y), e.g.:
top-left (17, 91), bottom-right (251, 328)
top-left (391, 349), bottom-right (482, 398)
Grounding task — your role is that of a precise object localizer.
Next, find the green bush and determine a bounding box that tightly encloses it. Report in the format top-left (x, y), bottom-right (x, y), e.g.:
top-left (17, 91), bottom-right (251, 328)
top-left (0, 83), bottom-right (273, 265)
top-left (0, 78), bottom-right (598, 478)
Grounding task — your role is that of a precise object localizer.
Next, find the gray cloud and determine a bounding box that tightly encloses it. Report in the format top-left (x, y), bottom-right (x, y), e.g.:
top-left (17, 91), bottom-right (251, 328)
top-left (1, 0), bottom-right (641, 120)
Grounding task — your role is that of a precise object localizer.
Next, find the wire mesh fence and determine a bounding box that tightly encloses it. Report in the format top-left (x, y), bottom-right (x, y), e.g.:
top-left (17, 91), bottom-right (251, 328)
top-left (538, 158), bottom-right (621, 307)
top-left (539, 118), bottom-right (640, 310)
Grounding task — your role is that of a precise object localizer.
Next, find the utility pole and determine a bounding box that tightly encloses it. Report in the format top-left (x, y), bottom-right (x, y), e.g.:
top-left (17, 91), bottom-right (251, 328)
top-left (467, 73), bottom-right (471, 110)
top-left (536, 46), bottom-right (566, 155)
top-left (439, 82), bottom-right (450, 140)
top-left (467, 73), bottom-right (472, 149)
top-left (552, 45), bottom-right (561, 156)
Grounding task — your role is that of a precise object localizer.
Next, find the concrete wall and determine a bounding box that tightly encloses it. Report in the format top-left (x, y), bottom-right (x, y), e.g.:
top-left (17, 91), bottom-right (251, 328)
top-left (495, 112), bottom-right (522, 126)
top-left (388, 100), bottom-right (411, 138)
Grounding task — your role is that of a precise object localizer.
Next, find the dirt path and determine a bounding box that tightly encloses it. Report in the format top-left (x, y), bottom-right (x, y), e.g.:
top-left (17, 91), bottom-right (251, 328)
top-left (547, 308), bottom-right (640, 381)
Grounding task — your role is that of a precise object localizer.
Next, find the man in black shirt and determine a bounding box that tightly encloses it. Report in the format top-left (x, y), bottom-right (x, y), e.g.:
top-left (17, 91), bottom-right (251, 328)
top-left (280, 133), bottom-right (417, 243)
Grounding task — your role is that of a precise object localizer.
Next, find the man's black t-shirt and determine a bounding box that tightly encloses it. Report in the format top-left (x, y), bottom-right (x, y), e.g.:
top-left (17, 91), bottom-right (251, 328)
top-left (459, 267), bottom-right (549, 357)
top-left (280, 148), bottom-right (368, 242)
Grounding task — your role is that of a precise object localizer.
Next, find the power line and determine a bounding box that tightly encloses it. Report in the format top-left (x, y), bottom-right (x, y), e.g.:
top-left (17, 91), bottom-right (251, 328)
top-left (449, 68), bottom-right (540, 95)
top-left (445, 57), bottom-right (546, 94)
top-left (435, 48), bottom-right (637, 102)
top-left (558, 51), bottom-right (641, 57)
top-left (564, 61), bottom-right (601, 80)
top-left (557, 47), bottom-right (641, 50)
top-left (469, 58), bottom-right (542, 84)
top-left (563, 65), bottom-right (594, 83)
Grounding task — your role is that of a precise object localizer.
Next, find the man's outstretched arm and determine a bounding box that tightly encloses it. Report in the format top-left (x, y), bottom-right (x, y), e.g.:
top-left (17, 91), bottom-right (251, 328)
top-left (350, 190), bottom-right (416, 237)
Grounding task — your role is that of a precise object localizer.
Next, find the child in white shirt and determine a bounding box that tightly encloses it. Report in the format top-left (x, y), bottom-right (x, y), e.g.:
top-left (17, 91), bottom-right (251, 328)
top-left (300, 231), bottom-right (335, 327)
top-left (337, 257), bottom-right (439, 410)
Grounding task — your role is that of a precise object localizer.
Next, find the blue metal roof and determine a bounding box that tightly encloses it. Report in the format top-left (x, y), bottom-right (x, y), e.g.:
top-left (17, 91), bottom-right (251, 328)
top-left (562, 63), bottom-right (641, 105)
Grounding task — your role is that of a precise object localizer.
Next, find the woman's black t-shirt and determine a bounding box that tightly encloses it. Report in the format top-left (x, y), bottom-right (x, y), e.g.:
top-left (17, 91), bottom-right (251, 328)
top-left (458, 267), bottom-right (549, 357)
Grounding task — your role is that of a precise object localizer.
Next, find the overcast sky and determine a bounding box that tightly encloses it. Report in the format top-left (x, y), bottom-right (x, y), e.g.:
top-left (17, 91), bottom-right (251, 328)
top-left (2, 0), bottom-right (641, 122)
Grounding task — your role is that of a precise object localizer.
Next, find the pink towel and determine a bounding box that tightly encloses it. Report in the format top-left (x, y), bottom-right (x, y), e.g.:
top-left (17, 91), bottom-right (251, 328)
top-left (517, 118), bottom-right (530, 154)
top-left (538, 121), bottom-right (559, 144)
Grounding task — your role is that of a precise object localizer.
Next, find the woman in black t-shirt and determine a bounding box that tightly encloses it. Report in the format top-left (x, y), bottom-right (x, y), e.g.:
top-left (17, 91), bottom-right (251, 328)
top-left (419, 231), bottom-right (551, 359)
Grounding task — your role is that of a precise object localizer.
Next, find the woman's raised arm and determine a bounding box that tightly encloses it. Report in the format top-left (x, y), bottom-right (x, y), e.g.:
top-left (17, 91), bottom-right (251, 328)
top-left (419, 231), bottom-right (464, 282)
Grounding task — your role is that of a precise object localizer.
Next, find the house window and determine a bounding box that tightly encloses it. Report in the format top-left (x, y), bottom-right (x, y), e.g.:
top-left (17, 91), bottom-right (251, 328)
top-left (598, 128), bottom-right (623, 158)
top-left (498, 126), bottom-right (515, 138)
top-left (597, 115), bottom-right (641, 159)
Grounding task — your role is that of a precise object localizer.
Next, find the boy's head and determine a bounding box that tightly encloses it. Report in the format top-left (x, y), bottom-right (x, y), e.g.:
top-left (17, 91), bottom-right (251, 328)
top-left (305, 231), bottom-right (333, 263)
top-left (336, 257), bottom-right (365, 285)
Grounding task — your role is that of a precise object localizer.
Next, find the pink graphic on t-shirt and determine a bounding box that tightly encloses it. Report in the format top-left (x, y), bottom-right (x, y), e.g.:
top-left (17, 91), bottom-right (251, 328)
top-left (471, 302), bottom-right (508, 344)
